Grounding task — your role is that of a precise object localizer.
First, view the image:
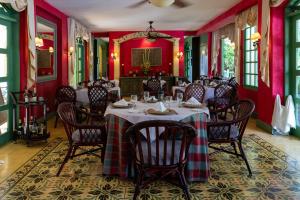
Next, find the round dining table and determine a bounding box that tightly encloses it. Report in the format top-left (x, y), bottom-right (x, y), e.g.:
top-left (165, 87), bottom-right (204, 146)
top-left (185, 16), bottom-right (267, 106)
top-left (103, 101), bottom-right (210, 182)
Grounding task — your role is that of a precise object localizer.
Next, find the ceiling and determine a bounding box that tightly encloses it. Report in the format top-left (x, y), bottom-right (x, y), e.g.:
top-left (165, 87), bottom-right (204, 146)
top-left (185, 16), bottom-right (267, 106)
top-left (46, 0), bottom-right (241, 32)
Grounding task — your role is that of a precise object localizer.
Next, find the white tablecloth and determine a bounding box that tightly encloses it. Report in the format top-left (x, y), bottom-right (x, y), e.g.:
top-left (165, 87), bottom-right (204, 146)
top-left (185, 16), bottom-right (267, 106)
top-left (104, 101), bottom-right (209, 125)
top-left (76, 87), bottom-right (121, 103)
top-left (172, 86), bottom-right (215, 102)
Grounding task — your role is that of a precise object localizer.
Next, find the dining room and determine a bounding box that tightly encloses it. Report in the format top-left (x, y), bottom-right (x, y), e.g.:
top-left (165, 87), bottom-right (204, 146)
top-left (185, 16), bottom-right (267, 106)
top-left (0, 0), bottom-right (300, 199)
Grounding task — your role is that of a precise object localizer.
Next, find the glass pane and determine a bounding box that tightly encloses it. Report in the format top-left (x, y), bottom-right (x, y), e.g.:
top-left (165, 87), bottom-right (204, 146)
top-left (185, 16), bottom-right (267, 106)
top-left (255, 63), bottom-right (258, 74)
top-left (0, 110), bottom-right (8, 135)
top-left (251, 63), bottom-right (255, 74)
top-left (0, 82), bottom-right (8, 105)
top-left (0, 24), bottom-right (7, 49)
top-left (245, 63), bottom-right (249, 73)
top-left (296, 104), bottom-right (300, 127)
top-left (255, 75), bottom-right (258, 87)
top-left (251, 51), bottom-right (256, 61)
top-left (245, 28), bottom-right (250, 39)
top-left (296, 48), bottom-right (300, 70)
top-left (246, 51), bottom-right (250, 62)
top-left (245, 75), bottom-right (249, 85)
top-left (297, 20), bottom-right (300, 42)
top-left (0, 54), bottom-right (7, 77)
top-left (297, 76), bottom-right (300, 98)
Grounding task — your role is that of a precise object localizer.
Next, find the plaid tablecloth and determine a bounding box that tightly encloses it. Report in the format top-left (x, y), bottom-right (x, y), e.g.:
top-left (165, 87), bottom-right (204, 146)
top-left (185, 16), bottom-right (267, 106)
top-left (103, 112), bottom-right (210, 182)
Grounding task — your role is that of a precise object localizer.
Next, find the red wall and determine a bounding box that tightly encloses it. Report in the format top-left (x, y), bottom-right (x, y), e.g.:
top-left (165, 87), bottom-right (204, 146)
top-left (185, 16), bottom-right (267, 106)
top-left (20, 0), bottom-right (68, 115)
top-left (108, 31), bottom-right (185, 80)
top-left (196, 0), bottom-right (289, 126)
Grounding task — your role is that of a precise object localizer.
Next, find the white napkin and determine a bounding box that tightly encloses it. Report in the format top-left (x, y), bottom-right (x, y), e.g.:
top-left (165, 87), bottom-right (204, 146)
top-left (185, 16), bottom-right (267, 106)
top-left (113, 99), bottom-right (128, 106)
top-left (153, 102), bottom-right (167, 112)
top-left (209, 81), bottom-right (218, 87)
top-left (149, 96), bottom-right (157, 101)
top-left (186, 97), bottom-right (201, 105)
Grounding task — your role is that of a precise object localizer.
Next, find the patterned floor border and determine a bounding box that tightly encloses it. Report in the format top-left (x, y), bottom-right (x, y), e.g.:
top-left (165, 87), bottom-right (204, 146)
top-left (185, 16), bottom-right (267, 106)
top-left (0, 137), bottom-right (63, 198)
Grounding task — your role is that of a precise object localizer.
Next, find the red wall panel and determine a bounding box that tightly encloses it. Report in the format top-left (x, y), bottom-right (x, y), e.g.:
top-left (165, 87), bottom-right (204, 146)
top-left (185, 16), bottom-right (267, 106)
top-left (20, 0), bottom-right (68, 115)
top-left (108, 31), bottom-right (185, 80)
top-left (120, 38), bottom-right (173, 76)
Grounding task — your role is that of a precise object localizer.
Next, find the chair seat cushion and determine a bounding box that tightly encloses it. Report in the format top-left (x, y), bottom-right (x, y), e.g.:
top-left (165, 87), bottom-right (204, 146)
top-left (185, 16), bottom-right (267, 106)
top-left (72, 129), bottom-right (103, 143)
top-left (136, 140), bottom-right (184, 166)
top-left (208, 125), bottom-right (239, 140)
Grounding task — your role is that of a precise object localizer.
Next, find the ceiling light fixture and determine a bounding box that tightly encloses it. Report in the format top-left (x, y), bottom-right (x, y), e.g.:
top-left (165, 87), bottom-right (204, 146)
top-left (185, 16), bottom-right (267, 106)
top-left (149, 0), bottom-right (175, 7)
top-left (144, 21), bottom-right (172, 39)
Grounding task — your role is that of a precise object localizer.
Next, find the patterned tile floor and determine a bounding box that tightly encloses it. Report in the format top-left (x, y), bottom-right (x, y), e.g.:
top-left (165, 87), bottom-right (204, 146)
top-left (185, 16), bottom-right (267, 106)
top-left (0, 118), bottom-right (300, 199)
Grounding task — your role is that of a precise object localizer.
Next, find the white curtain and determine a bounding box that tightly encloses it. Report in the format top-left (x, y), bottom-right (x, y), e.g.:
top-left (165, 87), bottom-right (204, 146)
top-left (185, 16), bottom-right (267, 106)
top-left (211, 31), bottom-right (220, 74)
top-left (68, 17), bottom-right (91, 87)
top-left (211, 23), bottom-right (235, 75)
top-left (234, 5), bottom-right (258, 84)
top-left (219, 23), bottom-right (235, 43)
top-left (261, 0), bottom-right (286, 87)
top-left (0, 0), bottom-right (36, 89)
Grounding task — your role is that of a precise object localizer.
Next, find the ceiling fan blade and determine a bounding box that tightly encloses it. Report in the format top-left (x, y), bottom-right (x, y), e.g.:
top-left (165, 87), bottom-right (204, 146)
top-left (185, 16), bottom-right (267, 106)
top-left (173, 0), bottom-right (190, 8)
top-left (127, 0), bottom-right (149, 8)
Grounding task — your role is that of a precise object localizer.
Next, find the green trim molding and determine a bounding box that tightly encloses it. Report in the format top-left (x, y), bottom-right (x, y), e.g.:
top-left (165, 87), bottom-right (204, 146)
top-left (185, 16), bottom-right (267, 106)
top-left (256, 119), bottom-right (273, 134)
top-left (0, 5), bottom-right (20, 146)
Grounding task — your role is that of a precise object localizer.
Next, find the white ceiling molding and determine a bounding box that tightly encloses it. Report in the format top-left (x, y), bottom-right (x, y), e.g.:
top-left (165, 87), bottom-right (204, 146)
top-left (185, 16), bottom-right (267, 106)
top-left (45, 0), bottom-right (241, 32)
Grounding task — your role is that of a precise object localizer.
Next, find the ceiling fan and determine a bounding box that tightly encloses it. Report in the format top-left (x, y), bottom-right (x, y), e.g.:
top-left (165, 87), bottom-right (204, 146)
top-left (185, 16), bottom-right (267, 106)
top-left (144, 21), bottom-right (172, 40)
top-left (128, 0), bottom-right (190, 9)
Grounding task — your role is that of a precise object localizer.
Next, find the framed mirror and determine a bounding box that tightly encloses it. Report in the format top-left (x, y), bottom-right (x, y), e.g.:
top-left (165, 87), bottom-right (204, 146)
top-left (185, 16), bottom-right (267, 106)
top-left (36, 16), bottom-right (57, 82)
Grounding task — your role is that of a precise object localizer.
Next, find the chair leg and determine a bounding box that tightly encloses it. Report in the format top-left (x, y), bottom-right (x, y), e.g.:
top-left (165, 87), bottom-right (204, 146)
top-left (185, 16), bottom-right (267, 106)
top-left (133, 170), bottom-right (144, 200)
top-left (56, 145), bottom-right (73, 176)
top-left (71, 146), bottom-right (78, 159)
top-left (54, 112), bottom-right (59, 128)
top-left (177, 168), bottom-right (191, 200)
top-left (237, 141), bottom-right (252, 177)
top-left (231, 142), bottom-right (238, 158)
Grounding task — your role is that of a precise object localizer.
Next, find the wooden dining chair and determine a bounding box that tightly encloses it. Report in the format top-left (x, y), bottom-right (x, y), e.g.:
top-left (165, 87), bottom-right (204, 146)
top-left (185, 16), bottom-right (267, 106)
top-left (54, 86), bottom-right (77, 128)
top-left (208, 83), bottom-right (237, 108)
top-left (183, 83), bottom-right (206, 103)
top-left (207, 99), bottom-right (255, 177)
top-left (145, 78), bottom-right (161, 96)
top-left (56, 102), bottom-right (107, 176)
top-left (87, 85), bottom-right (108, 124)
top-left (126, 120), bottom-right (196, 200)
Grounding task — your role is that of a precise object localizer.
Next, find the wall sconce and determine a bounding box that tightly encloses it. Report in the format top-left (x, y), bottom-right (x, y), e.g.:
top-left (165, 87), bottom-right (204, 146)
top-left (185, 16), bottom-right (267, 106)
top-left (111, 52), bottom-right (117, 60)
top-left (48, 47), bottom-right (54, 54)
top-left (176, 51), bottom-right (183, 59)
top-left (35, 37), bottom-right (44, 47)
top-left (69, 46), bottom-right (74, 56)
top-left (250, 32), bottom-right (261, 48)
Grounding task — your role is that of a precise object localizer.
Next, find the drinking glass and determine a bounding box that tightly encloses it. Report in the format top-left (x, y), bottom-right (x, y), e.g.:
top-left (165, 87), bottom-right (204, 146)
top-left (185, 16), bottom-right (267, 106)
top-left (165, 96), bottom-right (172, 109)
top-left (143, 91), bottom-right (150, 102)
top-left (178, 80), bottom-right (183, 86)
top-left (131, 94), bottom-right (138, 109)
top-left (176, 93), bottom-right (183, 106)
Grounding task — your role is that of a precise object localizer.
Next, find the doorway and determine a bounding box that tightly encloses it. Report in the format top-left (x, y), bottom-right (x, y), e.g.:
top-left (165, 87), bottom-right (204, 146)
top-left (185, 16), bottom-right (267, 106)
top-left (0, 5), bottom-right (19, 145)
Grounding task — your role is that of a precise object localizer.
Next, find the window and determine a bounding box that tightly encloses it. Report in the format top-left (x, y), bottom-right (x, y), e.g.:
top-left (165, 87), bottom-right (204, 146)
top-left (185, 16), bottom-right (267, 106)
top-left (221, 38), bottom-right (235, 78)
top-left (75, 37), bottom-right (85, 85)
top-left (244, 26), bottom-right (258, 88)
